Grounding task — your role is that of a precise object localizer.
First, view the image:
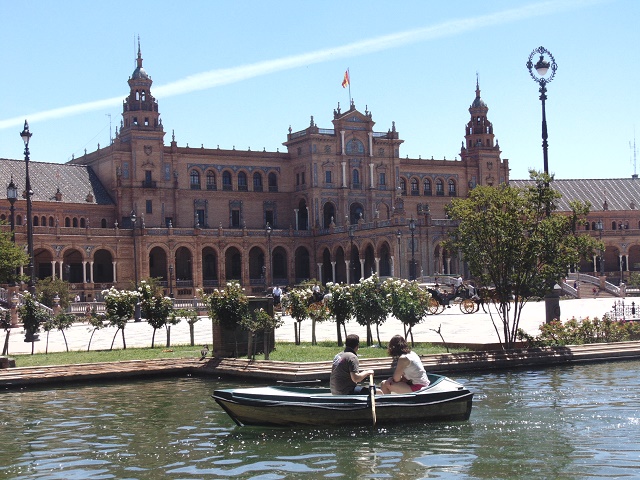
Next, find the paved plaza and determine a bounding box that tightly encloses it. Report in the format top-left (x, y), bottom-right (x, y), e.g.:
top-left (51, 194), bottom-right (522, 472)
top-left (4, 297), bottom-right (619, 356)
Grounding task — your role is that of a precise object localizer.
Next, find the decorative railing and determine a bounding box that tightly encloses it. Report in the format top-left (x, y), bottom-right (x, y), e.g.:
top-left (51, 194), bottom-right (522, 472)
top-left (610, 300), bottom-right (640, 321)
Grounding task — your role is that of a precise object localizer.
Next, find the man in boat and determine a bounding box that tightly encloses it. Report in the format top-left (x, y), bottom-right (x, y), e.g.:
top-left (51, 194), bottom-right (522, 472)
top-left (330, 334), bottom-right (375, 395)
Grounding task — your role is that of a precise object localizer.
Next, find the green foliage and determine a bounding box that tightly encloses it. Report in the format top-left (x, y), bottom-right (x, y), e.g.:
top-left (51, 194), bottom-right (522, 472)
top-left (240, 308), bottom-right (284, 333)
top-left (139, 280), bottom-right (174, 332)
top-left (18, 292), bottom-right (52, 338)
top-left (36, 276), bottom-right (71, 309)
top-left (324, 282), bottom-right (353, 325)
top-left (350, 274), bottom-right (390, 346)
top-left (518, 315), bottom-right (640, 347)
top-left (627, 272), bottom-right (640, 287)
top-left (383, 278), bottom-right (430, 334)
top-left (0, 226), bottom-right (28, 284)
top-left (102, 287), bottom-right (139, 330)
top-left (201, 281), bottom-right (250, 330)
top-left (174, 308), bottom-right (199, 326)
top-left (445, 171), bottom-right (600, 349)
top-left (286, 287), bottom-right (313, 323)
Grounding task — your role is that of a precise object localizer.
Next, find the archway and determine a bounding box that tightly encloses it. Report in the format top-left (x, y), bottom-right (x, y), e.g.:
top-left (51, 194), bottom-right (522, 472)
top-left (225, 246), bottom-right (243, 282)
top-left (378, 243), bottom-right (392, 277)
top-left (294, 246), bottom-right (310, 283)
top-left (149, 246), bottom-right (168, 280)
top-left (202, 247), bottom-right (218, 286)
top-left (93, 249), bottom-right (114, 283)
top-left (272, 246), bottom-right (288, 284)
top-left (175, 247), bottom-right (193, 285)
top-left (323, 202), bottom-right (336, 229)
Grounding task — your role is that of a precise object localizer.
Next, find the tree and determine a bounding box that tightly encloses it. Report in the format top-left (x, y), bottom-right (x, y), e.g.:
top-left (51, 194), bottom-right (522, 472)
top-left (138, 280), bottom-right (174, 348)
top-left (445, 171), bottom-right (600, 349)
top-left (18, 292), bottom-right (52, 354)
top-left (239, 308), bottom-right (284, 360)
top-left (102, 287), bottom-right (139, 350)
top-left (350, 274), bottom-right (390, 346)
top-left (36, 277), bottom-right (71, 310)
top-left (0, 225), bottom-right (28, 284)
top-left (324, 282), bottom-right (353, 346)
top-left (383, 278), bottom-right (430, 345)
top-left (86, 309), bottom-right (108, 352)
top-left (174, 308), bottom-right (199, 346)
top-left (286, 287), bottom-right (313, 345)
top-left (1, 310), bottom-right (11, 355)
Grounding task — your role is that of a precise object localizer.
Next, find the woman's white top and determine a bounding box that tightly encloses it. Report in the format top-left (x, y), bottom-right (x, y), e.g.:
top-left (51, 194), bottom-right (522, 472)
top-left (401, 351), bottom-right (430, 386)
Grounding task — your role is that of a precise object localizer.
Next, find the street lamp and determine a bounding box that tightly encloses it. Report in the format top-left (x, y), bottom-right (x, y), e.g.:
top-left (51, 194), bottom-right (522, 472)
top-left (621, 243), bottom-right (628, 283)
top-left (396, 229), bottom-right (402, 279)
top-left (596, 219), bottom-right (605, 276)
top-left (6, 177), bottom-right (17, 242)
top-left (20, 121), bottom-right (35, 295)
top-left (409, 218), bottom-right (416, 280)
top-left (168, 263), bottom-right (174, 298)
top-left (526, 46), bottom-right (557, 179)
top-left (348, 225), bottom-right (355, 284)
top-left (266, 223), bottom-right (272, 286)
top-left (131, 210), bottom-right (141, 321)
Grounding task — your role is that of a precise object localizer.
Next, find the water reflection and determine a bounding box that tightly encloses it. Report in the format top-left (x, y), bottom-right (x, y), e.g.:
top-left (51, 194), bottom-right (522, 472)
top-left (1, 361), bottom-right (639, 479)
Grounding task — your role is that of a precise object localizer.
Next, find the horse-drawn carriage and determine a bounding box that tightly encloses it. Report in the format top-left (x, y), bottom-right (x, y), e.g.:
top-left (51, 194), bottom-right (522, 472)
top-left (425, 285), bottom-right (495, 315)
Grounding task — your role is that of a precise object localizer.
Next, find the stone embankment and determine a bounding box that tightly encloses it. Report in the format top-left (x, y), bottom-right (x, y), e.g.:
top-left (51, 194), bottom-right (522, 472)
top-left (2, 341), bottom-right (640, 389)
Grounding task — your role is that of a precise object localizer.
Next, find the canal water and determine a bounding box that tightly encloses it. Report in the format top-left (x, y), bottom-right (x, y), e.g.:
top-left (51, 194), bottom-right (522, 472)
top-left (1, 360), bottom-right (639, 479)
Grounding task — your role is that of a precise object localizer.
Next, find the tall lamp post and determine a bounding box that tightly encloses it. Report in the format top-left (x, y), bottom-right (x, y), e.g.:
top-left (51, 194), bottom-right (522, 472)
top-left (131, 210), bottom-right (141, 321)
top-left (596, 219), bottom-right (605, 276)
top-left (20, 121), bottom-right (36, 295)
top-left (7, 178), bottom-right (18, 286)
top-left (396, 229), bottom-right (402, 279)
top-left (266, 223), bottom-right (272, 286)
top-left (526, 46), bottom-right (557, 180)
top-left (168, 263), bottom-right (174, 298)
top-left (409, 218), bottom-right (416, 280)
top-left (348, 225), bottom-right (355, 284)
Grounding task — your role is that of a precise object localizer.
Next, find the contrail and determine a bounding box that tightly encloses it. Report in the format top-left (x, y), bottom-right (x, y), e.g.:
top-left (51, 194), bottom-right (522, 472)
top-left (0, 0), bottom-right (602, 130)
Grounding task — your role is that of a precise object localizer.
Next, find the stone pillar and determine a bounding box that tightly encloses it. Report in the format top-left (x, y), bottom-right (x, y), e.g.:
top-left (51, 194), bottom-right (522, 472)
top-left (374, 257), bottom-right (380, 275)
top-left (317, 263), bottom-right (322, 284)
top-left (112, 261), bottom-right (117, 283)
top-left (341, 161), bottom-right (347, 187)
top-left (89, 261), bottom-right (94, 283)
top-left (340, 130), bottom-right (345, 155)
top-left (368, 132), bottom-right (373, 156)
top-left (294, 209), bottom-right (299, 230)
top-left (82, 261), bottom-right (87, 283)
top-left (346, 260), bottom-right (351, 284)
top-left (360, 259), bottom-right (365, 279)
top-left (390, 256), bottom-right (395, 277)
top-left (331, 261), bottom-right (336, 283)
top-left (51, 261), bottom-right (56, 279)
top-left (369, 162), bottom-right (374, 188)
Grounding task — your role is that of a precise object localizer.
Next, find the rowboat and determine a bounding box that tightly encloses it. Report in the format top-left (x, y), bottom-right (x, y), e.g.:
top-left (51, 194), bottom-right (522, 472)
top-left (212, 373), bottom-right (473, 427)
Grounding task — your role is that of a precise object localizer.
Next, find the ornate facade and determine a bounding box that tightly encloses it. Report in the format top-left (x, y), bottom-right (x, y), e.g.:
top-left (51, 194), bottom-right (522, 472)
top-left (2, 46), bottom-right (512, 300)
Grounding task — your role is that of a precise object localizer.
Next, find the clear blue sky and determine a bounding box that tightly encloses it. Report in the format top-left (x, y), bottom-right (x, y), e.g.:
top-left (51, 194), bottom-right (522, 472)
top-left (1, 0), bottom-right (637, 180)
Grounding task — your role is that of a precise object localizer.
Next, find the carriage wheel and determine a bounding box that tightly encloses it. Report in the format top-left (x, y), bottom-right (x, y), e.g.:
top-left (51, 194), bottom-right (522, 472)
top-left (427, 298), bottom-right (442, 315)
top-left (460, 298), bottom-right (476, 314)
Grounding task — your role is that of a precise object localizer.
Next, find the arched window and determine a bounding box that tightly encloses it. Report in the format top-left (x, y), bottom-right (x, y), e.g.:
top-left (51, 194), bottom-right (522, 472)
top-left (423, 179), bottom-right (432, 196)
top-left (436, 179), bottom-right (445, 196)
top-left (411, 178), bottom-right (419, 195)
top-left (352, 169), bottom-right (360, 187)
top-left (72, 217), bottom-right (78, 228)
top-left (49, 216), bottom-right (54, 227)
top-left (190, 170), bottom-right (201, 190)
top-left (238, 172), bottom-right (248, 191)
top-left (41, 216), bottom-right (46, 226)
top-left (65, 217), bottom-right (70, 227)
top-left (346, 139), bottom-right (365, 155)
top-left (206, 171), bottom-right (216, 190)
top-left (448, 179), bottom-right (457, 196)
top-left (101, 218), bottom-right (107, 228)
top-left (80, 218), bottom-right (86, 228)
top-left (400, 178), bottom-right (407, 195)
top-left (33, 216), bottom-right (39, 227)
top-left (268, 172), bottom-right (278, 192)
top-left (253, 172), bottom-right (263, 192)
top-left (222, 171), bottom-right (232, 191)
top-left (16, 215), bottom-right (22, 226)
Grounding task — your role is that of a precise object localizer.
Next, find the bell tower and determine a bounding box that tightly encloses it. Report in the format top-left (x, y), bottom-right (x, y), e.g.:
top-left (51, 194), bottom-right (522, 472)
top-left (460, 78), bottom-right (506, 186)
top-left (119, 39), bottom-right (164, 143)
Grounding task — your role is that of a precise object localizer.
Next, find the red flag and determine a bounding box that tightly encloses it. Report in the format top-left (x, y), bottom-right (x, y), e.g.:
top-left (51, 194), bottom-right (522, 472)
top-left (341, 69), bottom-right (350, 88)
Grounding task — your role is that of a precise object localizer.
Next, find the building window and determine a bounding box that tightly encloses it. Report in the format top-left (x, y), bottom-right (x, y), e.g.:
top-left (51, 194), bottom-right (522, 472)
top-left (265, 210), bottom-right (274, 227)
top-left (268, 172), bottom-right (278, 192)
top-left (238, 172), bottom-right (248, 191)
top-left (231, 209), bottom-right (240, 228)
top-left (352, 169), bottom-right (360, 188)
top-left (190, 170), bottom-right (201, 190)
top-left (400, 178), bottom-right (407, 195)
top-left (206, 171), bottom-right (217, 190)
top-left (146, 200), bottom-right (153, 214)
top-left (101, 218), bottom-right (107, 228)
top-left (196, 209), bottom-right (205, 227)
top-left (122, 162), bottom-right (130, 179)
top-left (253, 172), bottom-right (263, 192)
top-left (222, 171), bottom-right (232, 191)
top-left (448, 179), bottom-right (457, 196)
top-left (301, 172), bottom-right (306, 185)
top-left (325, 171), bottom-right (332, 184)
top-left (379, 172), bottom-right (386, 186)
top-left (423, 179), bottom-right (432, 196)
top-left (411, 178), bottom-right (419, 196)
top-left (436, 179), bottom-right (444, 196)
top-left (346, 139), bottom-right (365, 155)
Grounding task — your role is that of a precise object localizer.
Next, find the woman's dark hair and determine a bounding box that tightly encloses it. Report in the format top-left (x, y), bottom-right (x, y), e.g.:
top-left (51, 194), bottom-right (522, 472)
top-left (387, 335), bottom-right (411, 357)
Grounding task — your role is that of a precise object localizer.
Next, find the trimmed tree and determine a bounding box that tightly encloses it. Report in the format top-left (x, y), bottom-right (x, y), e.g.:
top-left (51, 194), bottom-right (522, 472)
top-left (102, 287), bottom-right (139, 350)
top-left (324, 282), bottom-right (353, 346)
top-left (383, 278), bottom-right (430, 345)
top-left (138, 280), bottom-right (174, 348)
top-left (350, 274), bottom-right (390, 346)
top-left (445, 171), bottom-right (600, 349)
top-left (202, 281), bottom-right (250, 356)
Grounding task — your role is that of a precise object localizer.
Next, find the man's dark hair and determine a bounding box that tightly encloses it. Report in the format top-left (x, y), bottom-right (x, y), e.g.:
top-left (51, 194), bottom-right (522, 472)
top-left (345, 334), bottom-right (360, 350)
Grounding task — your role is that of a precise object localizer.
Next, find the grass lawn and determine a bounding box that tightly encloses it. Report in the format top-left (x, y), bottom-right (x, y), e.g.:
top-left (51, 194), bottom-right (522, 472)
top-left (9, 341), bottom-right (460, 368)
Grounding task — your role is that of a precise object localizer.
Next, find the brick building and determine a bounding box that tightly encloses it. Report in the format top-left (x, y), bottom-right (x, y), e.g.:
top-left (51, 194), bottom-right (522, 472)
top-left (3, 46), bottom-right (515, 300)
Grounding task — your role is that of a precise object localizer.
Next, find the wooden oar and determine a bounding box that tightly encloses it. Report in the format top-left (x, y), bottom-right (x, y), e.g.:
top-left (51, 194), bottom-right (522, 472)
top-left (369, 374), bottom-right (377, 427)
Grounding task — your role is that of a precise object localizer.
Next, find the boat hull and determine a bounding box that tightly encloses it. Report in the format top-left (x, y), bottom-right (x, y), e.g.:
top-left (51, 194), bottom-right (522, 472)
top-left (213, 374), bottom-right (473, 427)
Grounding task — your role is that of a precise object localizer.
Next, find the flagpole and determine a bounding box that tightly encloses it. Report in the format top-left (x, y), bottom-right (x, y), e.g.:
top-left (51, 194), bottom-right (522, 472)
top-left (348, 68), bottom-right (352, 105)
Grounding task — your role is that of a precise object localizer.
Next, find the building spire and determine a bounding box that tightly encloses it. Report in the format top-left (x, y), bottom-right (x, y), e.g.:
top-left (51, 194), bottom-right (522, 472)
top-left (136, 35), bottom-right (143, 69)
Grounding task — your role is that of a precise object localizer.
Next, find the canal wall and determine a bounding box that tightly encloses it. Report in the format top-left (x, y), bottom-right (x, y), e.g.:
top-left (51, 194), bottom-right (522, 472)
top-left (1, 341), bottom-right (640, 389)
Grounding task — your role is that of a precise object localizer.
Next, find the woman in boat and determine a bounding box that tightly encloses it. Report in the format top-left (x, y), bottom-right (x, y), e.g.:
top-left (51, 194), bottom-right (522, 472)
top-left (380, 335), bottom-right (430, 394)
